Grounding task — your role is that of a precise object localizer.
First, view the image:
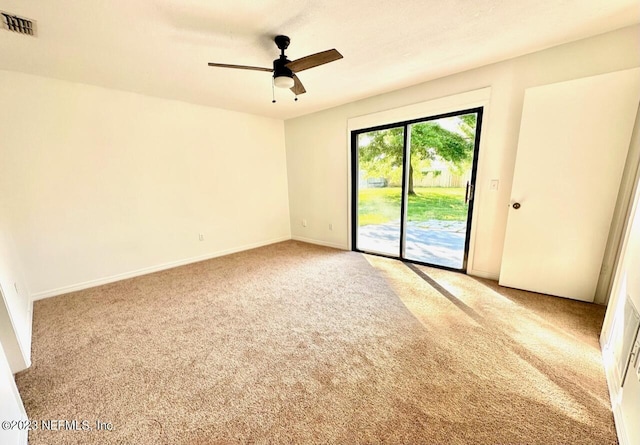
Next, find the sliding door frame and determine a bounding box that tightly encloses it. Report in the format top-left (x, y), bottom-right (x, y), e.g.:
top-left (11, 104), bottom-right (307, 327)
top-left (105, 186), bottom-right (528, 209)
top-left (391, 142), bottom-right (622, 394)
top-left (351, 106), bottom-right (484, 273)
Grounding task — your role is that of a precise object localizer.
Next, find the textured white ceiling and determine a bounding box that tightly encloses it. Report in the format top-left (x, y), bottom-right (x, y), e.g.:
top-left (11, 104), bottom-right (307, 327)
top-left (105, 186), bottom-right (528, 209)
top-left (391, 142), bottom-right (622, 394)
top-left (0, 0), bottom-right (638, 119)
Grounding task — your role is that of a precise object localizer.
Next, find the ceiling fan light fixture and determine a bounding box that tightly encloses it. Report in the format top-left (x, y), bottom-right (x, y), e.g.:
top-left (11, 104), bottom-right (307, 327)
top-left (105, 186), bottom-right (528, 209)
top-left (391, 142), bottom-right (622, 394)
top-left (274, 74), bottom-right (294, 89)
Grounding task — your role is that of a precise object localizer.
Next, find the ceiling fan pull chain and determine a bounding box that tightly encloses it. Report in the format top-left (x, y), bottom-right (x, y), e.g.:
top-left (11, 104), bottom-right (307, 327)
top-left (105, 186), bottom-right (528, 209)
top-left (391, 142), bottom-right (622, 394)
top-left (294, 95), bottom-right (298, 102)
top-left (272, 78), bottom-right (276, 103)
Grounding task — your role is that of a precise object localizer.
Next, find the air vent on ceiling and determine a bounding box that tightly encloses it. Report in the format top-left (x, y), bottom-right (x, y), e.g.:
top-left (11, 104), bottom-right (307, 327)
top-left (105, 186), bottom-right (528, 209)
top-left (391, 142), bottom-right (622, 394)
top-left (1, 11), bottom-right (36, 36)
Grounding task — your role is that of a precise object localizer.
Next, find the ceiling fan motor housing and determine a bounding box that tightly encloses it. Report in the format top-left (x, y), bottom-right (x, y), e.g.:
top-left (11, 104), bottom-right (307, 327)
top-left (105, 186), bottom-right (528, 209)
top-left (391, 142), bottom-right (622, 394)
top-left (273, 57), bottom-right (293, 79)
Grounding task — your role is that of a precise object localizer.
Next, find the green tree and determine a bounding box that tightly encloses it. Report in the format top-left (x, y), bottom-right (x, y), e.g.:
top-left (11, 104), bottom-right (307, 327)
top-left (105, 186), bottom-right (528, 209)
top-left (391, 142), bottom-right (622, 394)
top-left (359, 114), bottom-right (476, 194)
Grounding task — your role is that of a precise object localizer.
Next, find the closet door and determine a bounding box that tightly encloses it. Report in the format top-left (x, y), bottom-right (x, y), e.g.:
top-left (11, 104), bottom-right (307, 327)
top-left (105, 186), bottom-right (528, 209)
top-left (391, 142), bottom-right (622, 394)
top-left (499, 68), bottom-right (640, 302)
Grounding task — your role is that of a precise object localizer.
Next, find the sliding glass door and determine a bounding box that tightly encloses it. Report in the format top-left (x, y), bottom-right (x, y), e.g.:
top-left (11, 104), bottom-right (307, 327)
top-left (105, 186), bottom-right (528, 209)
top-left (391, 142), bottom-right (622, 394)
top-left (352, 108), bottom-right (482, 271)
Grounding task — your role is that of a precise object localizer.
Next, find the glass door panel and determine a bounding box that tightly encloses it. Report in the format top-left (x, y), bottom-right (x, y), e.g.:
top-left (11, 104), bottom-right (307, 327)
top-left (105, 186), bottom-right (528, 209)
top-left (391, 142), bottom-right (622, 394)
top-left (403, 114), bottom-right (478, 269)
top-left (355, 127), bottom-right (405, 257)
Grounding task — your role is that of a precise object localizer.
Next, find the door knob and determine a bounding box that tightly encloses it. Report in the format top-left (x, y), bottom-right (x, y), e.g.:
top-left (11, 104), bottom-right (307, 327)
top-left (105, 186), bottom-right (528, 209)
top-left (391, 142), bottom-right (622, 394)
top-left (512, 202), bottom-right (521, 209)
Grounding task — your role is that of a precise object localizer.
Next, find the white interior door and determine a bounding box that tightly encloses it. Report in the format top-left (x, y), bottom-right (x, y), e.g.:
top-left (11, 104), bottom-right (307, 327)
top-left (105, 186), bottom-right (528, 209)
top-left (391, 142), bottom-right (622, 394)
top-left (499, 68), bottom-right (640, 302)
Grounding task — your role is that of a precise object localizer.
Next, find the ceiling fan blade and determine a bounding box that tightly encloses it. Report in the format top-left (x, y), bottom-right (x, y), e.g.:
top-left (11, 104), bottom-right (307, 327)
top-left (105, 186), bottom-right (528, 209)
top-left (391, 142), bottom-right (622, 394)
top-left (291, 74), bottom-right (306, 95)
top-left (286, 49), bottom-right (343, 73)
top-left (207, 63), bottom-right (272, 72)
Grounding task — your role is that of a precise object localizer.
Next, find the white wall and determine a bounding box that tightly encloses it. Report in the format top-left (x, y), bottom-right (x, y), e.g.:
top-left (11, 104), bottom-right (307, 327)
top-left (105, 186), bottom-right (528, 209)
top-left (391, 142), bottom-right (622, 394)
top-left (284, 25), bottom-right (640, 279)
top-left (0, 70), bottom-right (291, 298)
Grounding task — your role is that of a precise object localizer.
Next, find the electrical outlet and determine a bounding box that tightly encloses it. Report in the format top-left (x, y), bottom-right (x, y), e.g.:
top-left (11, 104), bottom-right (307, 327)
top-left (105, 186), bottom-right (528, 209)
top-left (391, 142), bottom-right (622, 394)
top-left (302, 219), bottom-right (307, 227)
top-left (329, 223), bottom-right (333, 231)
top-left (198, 234), bottom-right (204, 241)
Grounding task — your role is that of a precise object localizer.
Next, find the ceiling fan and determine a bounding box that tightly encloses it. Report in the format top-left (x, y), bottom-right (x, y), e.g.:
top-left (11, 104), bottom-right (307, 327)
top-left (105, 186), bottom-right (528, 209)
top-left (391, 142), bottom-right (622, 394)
top-left (208, 35), bottom-right (343, 100)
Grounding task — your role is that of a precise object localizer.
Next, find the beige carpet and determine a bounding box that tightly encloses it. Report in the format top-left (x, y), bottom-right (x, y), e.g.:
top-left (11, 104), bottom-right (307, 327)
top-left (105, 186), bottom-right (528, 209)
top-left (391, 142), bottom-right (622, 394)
top-left (16, 241), bottom-right (617, 444)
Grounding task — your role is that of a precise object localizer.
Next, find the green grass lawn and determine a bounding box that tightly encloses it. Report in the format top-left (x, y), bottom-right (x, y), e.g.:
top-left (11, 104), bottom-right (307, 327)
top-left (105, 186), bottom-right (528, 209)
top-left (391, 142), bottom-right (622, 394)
top-left (358, 187), bottom-right (466, 226)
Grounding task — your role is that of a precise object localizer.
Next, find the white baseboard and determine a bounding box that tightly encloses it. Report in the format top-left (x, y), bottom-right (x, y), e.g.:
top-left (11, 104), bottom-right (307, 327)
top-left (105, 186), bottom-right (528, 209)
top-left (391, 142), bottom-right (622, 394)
top-left (31, 236), bottom-right (291, 301)
top-left (467, 268), bottom-right (499, 280)
top-left (291, 236), bottom-right (349, 251)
